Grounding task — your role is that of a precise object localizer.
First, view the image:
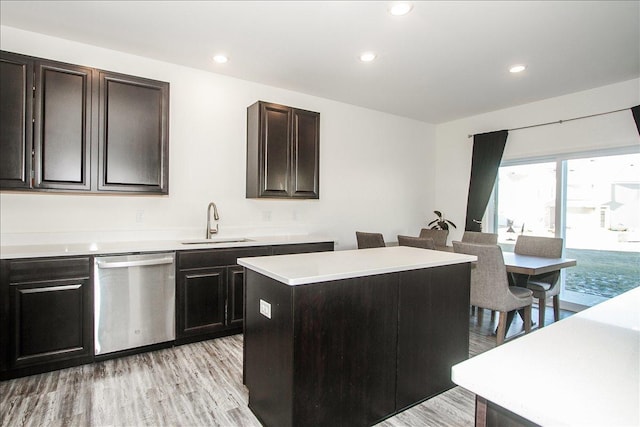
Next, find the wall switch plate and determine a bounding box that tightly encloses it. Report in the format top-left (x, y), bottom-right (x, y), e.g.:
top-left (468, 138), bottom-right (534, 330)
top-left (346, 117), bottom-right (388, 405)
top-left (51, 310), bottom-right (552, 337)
top-left (259, 299), bottom-right (272, 319)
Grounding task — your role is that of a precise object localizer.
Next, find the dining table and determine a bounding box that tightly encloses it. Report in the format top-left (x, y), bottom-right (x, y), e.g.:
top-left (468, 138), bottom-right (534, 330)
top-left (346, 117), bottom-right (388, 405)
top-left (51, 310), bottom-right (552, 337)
top-left (439, 245), bottom-right (577, 277)
top-left (501, 251), bottom-right (577, 330)
top-left (502, 251), bottom-right (577, 277)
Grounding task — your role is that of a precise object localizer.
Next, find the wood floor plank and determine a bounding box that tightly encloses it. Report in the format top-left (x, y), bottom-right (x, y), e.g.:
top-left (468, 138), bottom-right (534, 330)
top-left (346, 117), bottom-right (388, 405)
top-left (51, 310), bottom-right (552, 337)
top-left (0, 306), bottom-right (571, 427)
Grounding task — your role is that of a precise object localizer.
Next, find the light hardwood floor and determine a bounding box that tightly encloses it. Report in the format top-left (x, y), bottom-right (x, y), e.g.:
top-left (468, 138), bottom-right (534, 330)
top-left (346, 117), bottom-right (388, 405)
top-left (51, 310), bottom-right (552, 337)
top-left (0, 306), bottom-right (571, 427)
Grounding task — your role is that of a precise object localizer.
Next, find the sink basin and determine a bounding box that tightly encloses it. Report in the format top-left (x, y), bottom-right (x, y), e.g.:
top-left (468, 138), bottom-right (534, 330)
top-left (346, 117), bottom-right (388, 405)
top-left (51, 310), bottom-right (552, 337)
top-left (180, 238), bottom-right (253, 245)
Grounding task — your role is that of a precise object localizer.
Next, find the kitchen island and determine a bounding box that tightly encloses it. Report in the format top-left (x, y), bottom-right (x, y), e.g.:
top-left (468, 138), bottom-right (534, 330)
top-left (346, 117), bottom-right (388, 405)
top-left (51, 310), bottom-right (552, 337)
top-left (452, 287), bottom-right (640, 427)
top-left (238, 246), bottom-right (476, 427)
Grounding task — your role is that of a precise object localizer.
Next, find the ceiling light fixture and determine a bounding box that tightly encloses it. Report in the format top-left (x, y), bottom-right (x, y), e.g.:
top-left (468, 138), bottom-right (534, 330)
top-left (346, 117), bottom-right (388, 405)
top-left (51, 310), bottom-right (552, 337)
top-left (509, 64), bottom-right (526, 73)
top-left (360, 52), bottom-right (377, 62)
top-left (389, 2), bottom-right (413, 16)
top-left (213, 54), bottom-right (229, 64)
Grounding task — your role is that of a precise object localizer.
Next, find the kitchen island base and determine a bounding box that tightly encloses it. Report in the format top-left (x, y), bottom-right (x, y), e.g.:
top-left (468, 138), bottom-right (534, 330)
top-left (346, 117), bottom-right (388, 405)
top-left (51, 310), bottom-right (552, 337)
top-left (475, 396), bottom-right (539, 427)
top-left (243, 259), bottom-right (470, 427)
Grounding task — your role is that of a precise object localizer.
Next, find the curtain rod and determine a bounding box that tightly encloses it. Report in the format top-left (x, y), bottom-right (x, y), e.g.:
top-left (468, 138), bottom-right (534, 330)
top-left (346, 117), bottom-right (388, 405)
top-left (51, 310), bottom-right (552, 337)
top-left (467, 106), bottom-right (631, 138)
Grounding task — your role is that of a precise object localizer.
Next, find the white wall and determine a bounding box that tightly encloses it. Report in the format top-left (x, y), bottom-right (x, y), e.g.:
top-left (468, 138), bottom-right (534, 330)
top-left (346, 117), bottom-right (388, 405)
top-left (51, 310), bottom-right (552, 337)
top-left (434, 78), bottom-right (640, 242)
top-left (0, 26), bottom-right (435, 249)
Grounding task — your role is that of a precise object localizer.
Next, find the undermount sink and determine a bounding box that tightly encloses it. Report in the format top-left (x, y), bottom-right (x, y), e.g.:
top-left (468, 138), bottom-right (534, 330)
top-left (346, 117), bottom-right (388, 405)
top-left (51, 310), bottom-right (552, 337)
top-left (180, 237), bottom-right (253, 245)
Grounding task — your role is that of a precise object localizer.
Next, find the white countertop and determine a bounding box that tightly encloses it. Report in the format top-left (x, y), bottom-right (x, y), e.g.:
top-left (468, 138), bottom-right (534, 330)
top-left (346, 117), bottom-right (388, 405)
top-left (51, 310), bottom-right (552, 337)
top-left (0, 235), bottom-right (333, 259)
top-left (452, 287), bottom-right (640, 427)
top-left (237, 246), bottom-right (477, 286)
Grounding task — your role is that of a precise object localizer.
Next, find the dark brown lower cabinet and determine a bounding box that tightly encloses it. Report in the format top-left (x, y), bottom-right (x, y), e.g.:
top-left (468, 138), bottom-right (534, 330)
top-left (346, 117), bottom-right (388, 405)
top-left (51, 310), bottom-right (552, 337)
top-left (176, 242), bottom-right (333, 345)
top-left (177, 266), bottom-right (227, 340)
top-left (244, 262), bottom-right (470, 427)
top-left (0, 241), bottom-right (335, 379)
top-left (0, 257), bottom-right (93, 380)
top-left (227, 265), bottom-right (245, 328)
top-left (175, 247), bottom-right (272, 345)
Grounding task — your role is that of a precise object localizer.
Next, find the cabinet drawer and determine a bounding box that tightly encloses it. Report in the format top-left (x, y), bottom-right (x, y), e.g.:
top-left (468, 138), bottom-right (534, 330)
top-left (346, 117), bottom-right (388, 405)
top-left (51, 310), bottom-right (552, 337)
top-left (178, 246), bottom-right (271, 270)
top-left (271, 242), bottom-right (334, 255)
top-left (6, 257), bottom-right (91, 283)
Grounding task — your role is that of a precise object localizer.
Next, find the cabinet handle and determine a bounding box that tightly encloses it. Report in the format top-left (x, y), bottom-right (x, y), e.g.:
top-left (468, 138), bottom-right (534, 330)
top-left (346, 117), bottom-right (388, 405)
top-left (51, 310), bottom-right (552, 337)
top-left (20, 284), bottom-right (82, 293)
top-left (96, 257), bottom-right (174, 269)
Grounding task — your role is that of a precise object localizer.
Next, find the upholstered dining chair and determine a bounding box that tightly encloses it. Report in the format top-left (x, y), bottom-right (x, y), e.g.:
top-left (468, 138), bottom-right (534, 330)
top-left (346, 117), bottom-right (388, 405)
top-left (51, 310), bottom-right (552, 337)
top-left (397, 235), bottom-right (436, 250)
top-left (514, 235), bottom-right (564, 328)
top-left (419, 228), bottom-right (449, 248)
top-left (461, 231), bottom-right (498, 245)
top-left (461, 231), bottom-right (499, 319)
top-left (356, 231), bottom-right (386, 249)
top-left (453, 241), bottom-right (533, 345)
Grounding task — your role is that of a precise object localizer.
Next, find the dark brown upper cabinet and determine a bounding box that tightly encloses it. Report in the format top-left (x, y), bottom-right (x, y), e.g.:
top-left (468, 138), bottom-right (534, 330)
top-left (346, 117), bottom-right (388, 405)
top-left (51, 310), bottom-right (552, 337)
top-left (0, 51), bottom-right (33, 189)
top-left (98, 71), bottom-right (169, 193)
top-left (0, 50), bottom-right (169, 195)
top-left (33, 61), bottom-right (93, 191)
top-left (0, 52), bottom-right (92, 191)
top-left (246, 101), bottom-right (319, 199)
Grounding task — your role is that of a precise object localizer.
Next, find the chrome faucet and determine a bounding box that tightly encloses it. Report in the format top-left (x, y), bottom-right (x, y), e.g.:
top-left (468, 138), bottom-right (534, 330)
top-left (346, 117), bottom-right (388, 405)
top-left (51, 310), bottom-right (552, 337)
top-left (206, 202), bottom-right (220, 238)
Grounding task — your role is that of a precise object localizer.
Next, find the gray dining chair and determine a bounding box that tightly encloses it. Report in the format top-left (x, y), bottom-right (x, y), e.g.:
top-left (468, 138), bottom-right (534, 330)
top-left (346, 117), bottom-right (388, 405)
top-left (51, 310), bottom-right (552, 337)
top-left (514, 235), bottom-right (564, 328)
top-left (453, 241), bottom-right (532, 345)
top-left (462, 231), bottom-right (498, 245)
top-left (356, 231), bottom-right (386, 249)
top-left (397, 235), bottom-right (436, 250)
top-left (461, 231), bottom-right (499, 319)
top-left (419, 228), bottom-right (449, 248)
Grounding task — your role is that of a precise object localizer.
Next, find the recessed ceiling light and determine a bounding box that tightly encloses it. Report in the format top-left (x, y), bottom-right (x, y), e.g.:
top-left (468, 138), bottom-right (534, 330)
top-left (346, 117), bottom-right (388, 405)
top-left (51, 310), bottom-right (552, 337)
top-left (213, 54), bottom-right (229, 64)
top-left (389, 2), bottom-right (413, 16)
top-left (509, 64), bottom-right (526, 73)
top-left (360, 52), bottom-right (377, 62)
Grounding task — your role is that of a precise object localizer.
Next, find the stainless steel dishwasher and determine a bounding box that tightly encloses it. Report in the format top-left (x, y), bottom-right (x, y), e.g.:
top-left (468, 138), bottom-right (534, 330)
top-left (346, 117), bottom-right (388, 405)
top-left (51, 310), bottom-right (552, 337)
top-left (94, 252), bottom-right (175, 355)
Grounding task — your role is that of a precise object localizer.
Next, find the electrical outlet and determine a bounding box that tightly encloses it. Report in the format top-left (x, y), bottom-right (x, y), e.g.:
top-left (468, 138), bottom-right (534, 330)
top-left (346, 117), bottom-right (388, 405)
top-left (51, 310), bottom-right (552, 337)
top-left (259, 299), bottom-right (271, 319)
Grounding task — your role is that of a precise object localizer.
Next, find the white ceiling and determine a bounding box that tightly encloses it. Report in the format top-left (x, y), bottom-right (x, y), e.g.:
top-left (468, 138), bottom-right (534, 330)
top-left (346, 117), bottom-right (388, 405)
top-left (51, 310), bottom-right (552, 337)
top-left (1, 1), bottom-right (638, 124)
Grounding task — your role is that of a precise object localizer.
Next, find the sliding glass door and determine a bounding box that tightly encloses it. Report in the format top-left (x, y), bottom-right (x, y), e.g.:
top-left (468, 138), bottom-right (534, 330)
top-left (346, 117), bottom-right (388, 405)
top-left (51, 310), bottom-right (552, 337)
top-left (563, 154), bottom-right (640, 306)
top-left (491, 150), bottom-right (640, 309)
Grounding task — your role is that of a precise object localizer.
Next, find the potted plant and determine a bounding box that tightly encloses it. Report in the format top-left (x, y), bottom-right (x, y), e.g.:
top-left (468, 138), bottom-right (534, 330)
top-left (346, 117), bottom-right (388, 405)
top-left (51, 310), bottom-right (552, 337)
top-left (428, 210), bottom-right (457, 230)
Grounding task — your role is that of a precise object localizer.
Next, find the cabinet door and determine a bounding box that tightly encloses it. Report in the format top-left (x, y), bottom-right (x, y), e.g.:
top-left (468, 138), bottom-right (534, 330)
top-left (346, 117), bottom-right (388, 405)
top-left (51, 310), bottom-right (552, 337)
top-left (33, 60), bottom-right (93, 190)
top-left (9, 278), bottom-right (93, 370)
top-left (227, 265), bottom-right (245, 328)
top-left (260, 102), bottom-right (291, 197)
top-left (176, 267), bottom-right (227, 339)
top-left (98, 71), bottom-right (169, 193)
top-left (291, 108), bottom-right (319, 198)
top-left (0, 51), bottom-right (33, 189)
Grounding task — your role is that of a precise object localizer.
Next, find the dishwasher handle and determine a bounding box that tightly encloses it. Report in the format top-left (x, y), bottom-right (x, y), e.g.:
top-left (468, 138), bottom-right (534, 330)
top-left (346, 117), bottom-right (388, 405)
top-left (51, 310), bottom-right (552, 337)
top-left (96, 257), bottom-right (174, 269)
